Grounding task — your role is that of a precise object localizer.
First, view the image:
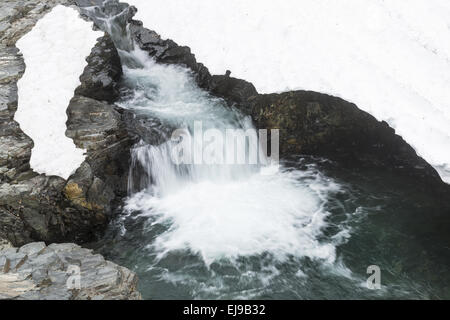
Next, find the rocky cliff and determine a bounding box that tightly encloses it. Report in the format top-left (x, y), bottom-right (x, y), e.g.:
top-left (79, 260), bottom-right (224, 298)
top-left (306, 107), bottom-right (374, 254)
top-left (0, 1), bottom-right (136, 246)
top-left (0, 1), bottom-right (144, 299)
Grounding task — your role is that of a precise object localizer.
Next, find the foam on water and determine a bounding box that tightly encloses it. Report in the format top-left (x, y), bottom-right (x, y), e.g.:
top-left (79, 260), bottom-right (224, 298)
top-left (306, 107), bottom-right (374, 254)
top-left (126, 167), bottom-right (340, 265)
top-left (116, 47), bottom-right (345, 267)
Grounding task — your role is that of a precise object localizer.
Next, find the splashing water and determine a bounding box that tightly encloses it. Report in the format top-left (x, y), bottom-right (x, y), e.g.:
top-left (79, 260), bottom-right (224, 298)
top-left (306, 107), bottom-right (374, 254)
top-left (118, 44), bottom-right (343, 266)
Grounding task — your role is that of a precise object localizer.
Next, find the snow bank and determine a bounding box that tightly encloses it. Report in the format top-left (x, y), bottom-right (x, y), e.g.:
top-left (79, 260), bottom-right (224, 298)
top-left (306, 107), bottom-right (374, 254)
top-left (128, 0), bottom-right (450, 183)
top-left (15, 5), bottom-right (102, 179)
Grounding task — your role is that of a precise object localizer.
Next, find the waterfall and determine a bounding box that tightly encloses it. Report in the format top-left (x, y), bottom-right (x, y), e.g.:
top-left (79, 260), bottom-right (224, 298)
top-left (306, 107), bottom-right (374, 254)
top-left (83, 0), bottom-right (343, 270)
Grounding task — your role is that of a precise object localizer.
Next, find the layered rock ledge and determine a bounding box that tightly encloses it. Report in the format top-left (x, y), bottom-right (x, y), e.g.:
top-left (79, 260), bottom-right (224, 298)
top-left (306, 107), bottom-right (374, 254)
top-left (0, 242), bottom-right (141, 300)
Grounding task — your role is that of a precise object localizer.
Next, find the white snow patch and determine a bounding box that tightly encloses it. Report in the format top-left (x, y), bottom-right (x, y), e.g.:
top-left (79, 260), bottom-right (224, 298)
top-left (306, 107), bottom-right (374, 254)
top-left (15, 5), bottom-right (102, 179)
top-left (129, 0), bottom-right (450, 183)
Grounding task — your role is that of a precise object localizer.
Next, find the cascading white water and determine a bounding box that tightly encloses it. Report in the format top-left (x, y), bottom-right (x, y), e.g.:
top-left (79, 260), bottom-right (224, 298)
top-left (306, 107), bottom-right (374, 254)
top-left (115, 48), bottom-right (344, 266)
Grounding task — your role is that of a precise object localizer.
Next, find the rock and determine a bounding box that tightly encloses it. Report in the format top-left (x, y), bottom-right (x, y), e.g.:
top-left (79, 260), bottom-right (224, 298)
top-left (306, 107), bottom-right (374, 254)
top-left (64, 95), bottom-right (133, 215)
top-left (0, 45), bottom-right (32, 185)
top-left (242, 91), bottom-right (448, 188)
top-left (128, 20), bottom-right (214, 90)
top-left (209, 74), bottom-right (258, 105)
top-left (75, 35), bottom-right (123, 102)
top-left (64, 33), bottom-right (134, 220)
top-left (0, 1), bottom-right (134, 246)
top-left (0, 242), bottom-right (141, 300)
top-left (66, 95), bottom-right (125, 151)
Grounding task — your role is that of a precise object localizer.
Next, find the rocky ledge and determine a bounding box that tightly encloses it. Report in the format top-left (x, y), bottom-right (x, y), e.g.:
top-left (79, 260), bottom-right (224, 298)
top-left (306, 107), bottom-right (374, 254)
top-left (0, 242), bottom-right (141, 300)
top-left (0, 0), bottom-right (142, 299)
top-left (1, 0), bottom-right (450, 300)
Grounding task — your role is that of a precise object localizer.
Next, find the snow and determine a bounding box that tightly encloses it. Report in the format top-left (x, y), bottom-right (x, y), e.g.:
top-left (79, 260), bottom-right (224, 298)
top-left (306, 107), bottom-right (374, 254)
top-left (128, 0), bottom-right (450, 183)
top-left (15, 5), bottom-right (102, 179)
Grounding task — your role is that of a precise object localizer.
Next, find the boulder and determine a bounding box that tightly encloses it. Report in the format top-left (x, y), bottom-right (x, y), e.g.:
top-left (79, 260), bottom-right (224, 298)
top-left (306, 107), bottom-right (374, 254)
top-left (243, 91), bottom-right (445, 186)
top-left (64, 35), bottom-right (135, 220)
top-left (0, 174), bottom-right (111, 246)
top-left (0, 242), bottom-right (141, 300)
top-left (75, 35), bottom-right (123, 102)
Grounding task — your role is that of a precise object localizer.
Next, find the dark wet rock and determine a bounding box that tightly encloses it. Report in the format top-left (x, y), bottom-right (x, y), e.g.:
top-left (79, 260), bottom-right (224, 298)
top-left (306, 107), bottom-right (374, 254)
top-left (64, 30), bottom-right (135, 217)
top-left (129, 21), bottom-right (214, 90)
top-left (65, 94), bottom-right (133, 213)
top-left (61, 30), bottom-right (135, 236)
top-left (75, 35), bottom-right (123, 102)
top-left (242, 91), bottom-right (447, 188)
top-left (0, 242), bottom-right (141, 300)
top-left (66, 95), bottom-right (125, 152)
top-left (209, 75), bottom-right (258, 105)
top-left (0, 175), bottom-right (111, 246)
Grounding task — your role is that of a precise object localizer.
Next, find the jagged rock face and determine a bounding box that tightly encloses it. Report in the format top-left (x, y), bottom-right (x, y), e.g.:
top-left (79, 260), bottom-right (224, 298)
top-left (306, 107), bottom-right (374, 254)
top-left (74, 35), bottom-right (122, 102)
top-left (1, 0), bottom-right (448, 246)
top-left (63, 33), bottom-right (137, 223)
top-left (0, 0), bottom-right (73, 246)
top-left (0, 242), bottom-right (141, 300)
top-left (0, 46), bottom-right (33, 185)
top-left (0, 1), bottom-right (132, 246)
top-left (65, 94), bottom-right (133, 214)
top-left (0, 175), bottom-right (107, 246)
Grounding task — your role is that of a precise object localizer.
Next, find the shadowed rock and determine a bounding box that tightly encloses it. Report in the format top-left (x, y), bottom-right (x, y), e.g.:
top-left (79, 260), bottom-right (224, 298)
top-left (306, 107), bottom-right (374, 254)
top-left (75, 35), bottom-right (123, 102)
